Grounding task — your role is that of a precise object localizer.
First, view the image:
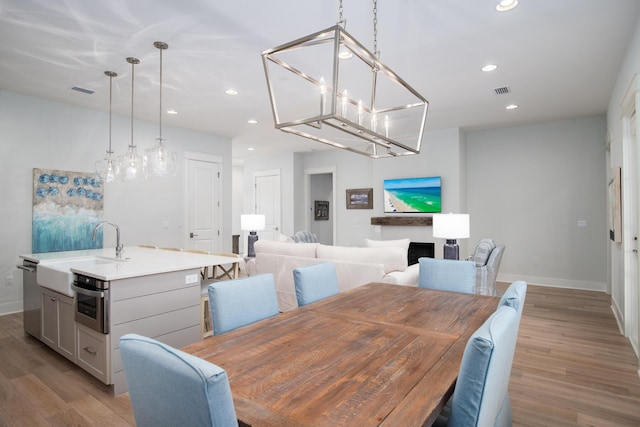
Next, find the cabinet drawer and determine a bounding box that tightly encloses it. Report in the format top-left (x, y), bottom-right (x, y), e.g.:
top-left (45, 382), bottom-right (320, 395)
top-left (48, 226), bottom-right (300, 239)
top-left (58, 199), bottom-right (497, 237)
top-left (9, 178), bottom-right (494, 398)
top-left (76, 324), bottom-right (110, 384)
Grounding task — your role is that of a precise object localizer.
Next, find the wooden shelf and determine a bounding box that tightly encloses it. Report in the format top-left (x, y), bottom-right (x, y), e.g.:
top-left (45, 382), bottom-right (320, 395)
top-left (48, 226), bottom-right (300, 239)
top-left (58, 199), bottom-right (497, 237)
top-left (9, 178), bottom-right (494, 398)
top-left (370, 216), bottom-right (433, 226)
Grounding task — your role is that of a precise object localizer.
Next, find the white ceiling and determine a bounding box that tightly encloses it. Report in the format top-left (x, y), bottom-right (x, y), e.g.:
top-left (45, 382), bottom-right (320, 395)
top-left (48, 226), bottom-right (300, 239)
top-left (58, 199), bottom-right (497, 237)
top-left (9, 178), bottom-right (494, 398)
top-left (1, 0), bottom-right (639, 160)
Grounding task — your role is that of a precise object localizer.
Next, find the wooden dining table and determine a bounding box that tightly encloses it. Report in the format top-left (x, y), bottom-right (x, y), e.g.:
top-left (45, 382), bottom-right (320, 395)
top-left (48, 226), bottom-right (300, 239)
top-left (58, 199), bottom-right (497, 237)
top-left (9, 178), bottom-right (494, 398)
top-left (182, 282), bottom-right (498, 427)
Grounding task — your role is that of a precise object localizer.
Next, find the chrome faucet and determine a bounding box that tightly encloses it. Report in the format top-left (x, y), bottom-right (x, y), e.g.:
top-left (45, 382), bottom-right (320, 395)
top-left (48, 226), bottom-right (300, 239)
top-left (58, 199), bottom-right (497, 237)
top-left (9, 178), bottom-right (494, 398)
top-left (92, 220), bottom-right (123, 259)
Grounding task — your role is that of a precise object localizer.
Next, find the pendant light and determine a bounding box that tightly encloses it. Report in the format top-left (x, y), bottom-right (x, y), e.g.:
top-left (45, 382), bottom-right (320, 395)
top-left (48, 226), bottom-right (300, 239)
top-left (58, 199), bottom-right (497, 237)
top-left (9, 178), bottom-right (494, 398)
top-left (262, 0), bottom-right (428, 158)
top-left (95, 71), bottom-right (119, 183)
top-left (117, 57), bottom-right (144, 181)
top-left (144, 41), bottom-right (177, 176)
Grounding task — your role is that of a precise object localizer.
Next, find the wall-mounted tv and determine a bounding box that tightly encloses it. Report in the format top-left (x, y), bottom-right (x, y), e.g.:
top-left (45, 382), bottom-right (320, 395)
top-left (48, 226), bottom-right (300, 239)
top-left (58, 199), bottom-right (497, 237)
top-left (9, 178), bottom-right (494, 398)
top-left (383, 176), bottom-right (441, 213)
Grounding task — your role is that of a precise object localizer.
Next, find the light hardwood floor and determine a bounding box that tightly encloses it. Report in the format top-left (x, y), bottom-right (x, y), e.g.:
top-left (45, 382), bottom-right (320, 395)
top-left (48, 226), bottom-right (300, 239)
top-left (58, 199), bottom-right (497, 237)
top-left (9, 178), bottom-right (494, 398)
top-left (0, 284), bottom-right (638, 426)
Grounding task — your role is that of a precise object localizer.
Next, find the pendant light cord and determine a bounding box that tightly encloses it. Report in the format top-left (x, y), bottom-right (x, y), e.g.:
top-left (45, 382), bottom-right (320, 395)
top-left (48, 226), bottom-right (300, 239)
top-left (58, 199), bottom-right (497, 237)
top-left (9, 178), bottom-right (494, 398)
top-left (373, 0), bottom-right (379, 59)
top-left (154, 42), bottom-right (169, 142)
top-left (159, 45), bottom-right (163, 140)
top-left (126, 57), bottom-right (140, 149)
top-left (104, 71), bottom-right (117, 155)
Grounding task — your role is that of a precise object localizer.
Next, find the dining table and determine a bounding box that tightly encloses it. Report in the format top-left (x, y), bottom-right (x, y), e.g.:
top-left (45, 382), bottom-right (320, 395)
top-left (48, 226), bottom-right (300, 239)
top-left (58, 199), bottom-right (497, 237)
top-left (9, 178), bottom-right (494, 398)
top-left (181, 282), bottom-right (498, 426)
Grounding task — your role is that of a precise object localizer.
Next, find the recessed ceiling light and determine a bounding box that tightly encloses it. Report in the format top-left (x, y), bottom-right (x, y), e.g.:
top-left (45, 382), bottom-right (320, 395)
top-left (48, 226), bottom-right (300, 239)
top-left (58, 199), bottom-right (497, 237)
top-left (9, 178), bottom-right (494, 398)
top-left (496, 0), bottom-right (518, 12)
top-left (248, 119), bottom-right (258, 124)
top-left (167, 110), bottom-right (178, 115)
top-left (225, 88), bottom-right (238, 95)
top-left (481, 64), bottom-right (498, 72)
top-left (247, 147), bottom-right (255, 151)
top-left (506, 104), bottom-right (519, 110)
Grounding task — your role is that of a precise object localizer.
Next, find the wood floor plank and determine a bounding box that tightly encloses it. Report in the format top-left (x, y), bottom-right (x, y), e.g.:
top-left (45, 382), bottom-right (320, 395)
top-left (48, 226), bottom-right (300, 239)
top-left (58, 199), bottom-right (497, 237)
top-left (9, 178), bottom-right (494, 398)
top-left (1, 283), bottom-right (639, 426)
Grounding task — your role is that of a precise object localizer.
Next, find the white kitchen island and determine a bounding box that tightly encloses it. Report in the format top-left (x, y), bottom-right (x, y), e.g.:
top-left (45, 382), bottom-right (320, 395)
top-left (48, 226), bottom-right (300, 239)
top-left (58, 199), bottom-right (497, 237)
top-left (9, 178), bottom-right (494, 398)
top-left (19, 247), bottom-right (234, 395)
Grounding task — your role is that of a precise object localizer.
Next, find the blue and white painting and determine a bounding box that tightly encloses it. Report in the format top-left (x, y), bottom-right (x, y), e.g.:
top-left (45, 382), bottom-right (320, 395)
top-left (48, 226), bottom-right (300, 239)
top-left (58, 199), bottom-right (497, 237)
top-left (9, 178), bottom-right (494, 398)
top-left (32, 168), bottom-right (104, 253)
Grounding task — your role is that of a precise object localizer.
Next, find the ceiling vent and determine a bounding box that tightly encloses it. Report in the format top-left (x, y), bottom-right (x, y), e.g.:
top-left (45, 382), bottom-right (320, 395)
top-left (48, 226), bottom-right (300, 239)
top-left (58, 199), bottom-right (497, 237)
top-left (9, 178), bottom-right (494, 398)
top-left (494, 86), bottom-right (511, 95)
top-left (71, 86), bottom-right (94, 95)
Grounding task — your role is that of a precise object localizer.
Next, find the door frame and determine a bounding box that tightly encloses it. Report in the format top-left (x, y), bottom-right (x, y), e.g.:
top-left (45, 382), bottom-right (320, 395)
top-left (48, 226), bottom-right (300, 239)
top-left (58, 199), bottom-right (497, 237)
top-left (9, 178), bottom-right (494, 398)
top-left (183, 151), bottom-right (223, 250)
top-left (621, 73), bottom-right (639, 361)
top-left (304, 167), bottom-right (337, 244)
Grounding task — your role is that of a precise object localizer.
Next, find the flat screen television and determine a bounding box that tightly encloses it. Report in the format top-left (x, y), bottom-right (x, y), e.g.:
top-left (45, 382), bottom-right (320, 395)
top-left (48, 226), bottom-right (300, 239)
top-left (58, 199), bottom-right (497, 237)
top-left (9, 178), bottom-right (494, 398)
top-left (383, 176), bottom-right (441, 213)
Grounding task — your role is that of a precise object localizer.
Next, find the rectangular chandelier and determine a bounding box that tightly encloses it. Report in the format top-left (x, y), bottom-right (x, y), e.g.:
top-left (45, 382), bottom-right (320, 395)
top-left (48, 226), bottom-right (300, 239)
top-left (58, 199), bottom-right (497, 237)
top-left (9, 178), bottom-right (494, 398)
top-left (262, 25), bottom-right (429, 158)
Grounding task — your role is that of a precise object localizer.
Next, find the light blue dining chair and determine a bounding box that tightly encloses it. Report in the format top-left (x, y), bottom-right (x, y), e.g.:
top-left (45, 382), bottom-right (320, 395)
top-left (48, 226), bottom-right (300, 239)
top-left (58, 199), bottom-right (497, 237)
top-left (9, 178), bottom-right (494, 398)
top-left (293, 262), bottom-right (340, 306)
top-left (499, 280), bottom-right (528, 316)
top-left (119, 333), bottom-right (238, 427)
top-left (418, 257), bottom-right (476, 294)
top-left (208, 273), bottom-right (279, 335)
top-left (439, 304), bottom-right (521, 427)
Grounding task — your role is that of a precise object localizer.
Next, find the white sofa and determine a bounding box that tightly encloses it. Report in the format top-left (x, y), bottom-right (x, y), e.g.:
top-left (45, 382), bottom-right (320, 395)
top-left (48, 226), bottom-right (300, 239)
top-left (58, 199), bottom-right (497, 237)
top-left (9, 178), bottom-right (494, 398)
top-left (246, 239), bottom-right (419, 311)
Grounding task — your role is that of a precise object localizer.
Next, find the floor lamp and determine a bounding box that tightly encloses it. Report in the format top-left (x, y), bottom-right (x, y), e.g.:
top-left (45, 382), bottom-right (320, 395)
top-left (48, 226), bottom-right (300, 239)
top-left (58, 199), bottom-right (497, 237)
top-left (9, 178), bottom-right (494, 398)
top-left (241, 214), bottom-right (265, 258)
top-left (433, 213), bottom-right (470, 260)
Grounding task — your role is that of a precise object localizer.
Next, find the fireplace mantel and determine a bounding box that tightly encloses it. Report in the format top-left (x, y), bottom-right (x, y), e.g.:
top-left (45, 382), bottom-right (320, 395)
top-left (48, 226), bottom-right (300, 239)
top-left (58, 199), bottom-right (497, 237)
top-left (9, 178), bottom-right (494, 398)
top-left (370, 216), bottom-right (433, 226)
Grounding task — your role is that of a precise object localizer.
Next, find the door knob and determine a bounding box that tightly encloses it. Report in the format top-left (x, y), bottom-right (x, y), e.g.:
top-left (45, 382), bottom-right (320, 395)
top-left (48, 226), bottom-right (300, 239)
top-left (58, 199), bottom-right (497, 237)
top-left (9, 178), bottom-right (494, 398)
top-left (190, 232), bottom-right (198, 238)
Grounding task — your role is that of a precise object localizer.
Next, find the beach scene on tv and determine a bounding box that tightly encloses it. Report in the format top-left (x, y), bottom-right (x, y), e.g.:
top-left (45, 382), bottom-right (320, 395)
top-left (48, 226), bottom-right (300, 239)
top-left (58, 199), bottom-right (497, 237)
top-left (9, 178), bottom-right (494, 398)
top-left (384, 176), bottom-right (441, 213)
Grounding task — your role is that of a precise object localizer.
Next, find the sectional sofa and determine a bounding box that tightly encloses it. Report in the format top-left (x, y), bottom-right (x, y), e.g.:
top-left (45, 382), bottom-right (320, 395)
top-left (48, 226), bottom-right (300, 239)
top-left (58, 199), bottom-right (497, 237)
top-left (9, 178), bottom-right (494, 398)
top-left (246, 239), bottom-right (419, 311)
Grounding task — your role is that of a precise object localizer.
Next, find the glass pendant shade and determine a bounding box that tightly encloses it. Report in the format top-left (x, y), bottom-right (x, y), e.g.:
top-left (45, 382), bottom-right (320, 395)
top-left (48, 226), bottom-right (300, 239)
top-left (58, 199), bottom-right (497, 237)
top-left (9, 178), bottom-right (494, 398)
top-left (95, 155), bottom-right (118, 183)
top-left (145, 138), bottom-right (177, 176)
top-left (119, 146), bottom-right (144, 181)
top-left (95, 70), bottom-right (119, 183)
top-left (145, 41), bottom-right (177, 177)
top-left (262, 24), bottom-right (428, 158)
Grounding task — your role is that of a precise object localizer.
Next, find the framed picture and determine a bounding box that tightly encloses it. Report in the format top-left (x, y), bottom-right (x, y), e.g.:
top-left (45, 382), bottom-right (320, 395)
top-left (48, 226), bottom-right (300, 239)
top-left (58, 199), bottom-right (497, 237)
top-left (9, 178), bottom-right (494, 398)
top-left (315, 200), bottom-right (329, 220)
top-left (346, 188), bottom-right (373, 209)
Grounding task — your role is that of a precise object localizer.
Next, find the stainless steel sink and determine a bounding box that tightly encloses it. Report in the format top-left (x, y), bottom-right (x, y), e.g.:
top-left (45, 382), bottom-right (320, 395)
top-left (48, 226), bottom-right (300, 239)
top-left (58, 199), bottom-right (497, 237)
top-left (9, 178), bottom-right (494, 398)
top-left (36, 256), bottom-right (124, 296)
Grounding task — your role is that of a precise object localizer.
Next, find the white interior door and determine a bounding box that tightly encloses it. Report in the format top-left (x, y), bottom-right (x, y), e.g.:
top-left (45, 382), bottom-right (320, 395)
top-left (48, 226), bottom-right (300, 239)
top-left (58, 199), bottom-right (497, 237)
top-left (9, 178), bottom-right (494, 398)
top-left (254, 171), bottom-right (281, 242)
top-left (187, 158), bottom-right (221, 252)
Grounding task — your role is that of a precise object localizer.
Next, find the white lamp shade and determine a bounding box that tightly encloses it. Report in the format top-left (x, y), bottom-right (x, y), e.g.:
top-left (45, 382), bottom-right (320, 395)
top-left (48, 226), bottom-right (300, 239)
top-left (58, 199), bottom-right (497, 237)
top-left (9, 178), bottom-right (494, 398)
top-left (241, 214), bottom-right (266, 231)
top-left (433, 213), bottom-right (470, 239)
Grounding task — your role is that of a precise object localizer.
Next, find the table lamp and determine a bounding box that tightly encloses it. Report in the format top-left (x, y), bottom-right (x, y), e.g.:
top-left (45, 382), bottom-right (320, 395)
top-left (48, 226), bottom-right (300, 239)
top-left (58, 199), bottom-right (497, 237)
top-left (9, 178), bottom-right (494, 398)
top-left (432, 213), bottom-right (470, 260)
top-left (241, 214), bottom-right (266, 258)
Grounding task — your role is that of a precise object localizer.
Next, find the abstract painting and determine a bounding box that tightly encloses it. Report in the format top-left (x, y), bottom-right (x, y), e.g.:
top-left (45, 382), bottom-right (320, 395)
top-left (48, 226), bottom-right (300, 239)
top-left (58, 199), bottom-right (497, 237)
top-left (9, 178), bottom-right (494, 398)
top-left (32, 168), bottom-right (104, 253)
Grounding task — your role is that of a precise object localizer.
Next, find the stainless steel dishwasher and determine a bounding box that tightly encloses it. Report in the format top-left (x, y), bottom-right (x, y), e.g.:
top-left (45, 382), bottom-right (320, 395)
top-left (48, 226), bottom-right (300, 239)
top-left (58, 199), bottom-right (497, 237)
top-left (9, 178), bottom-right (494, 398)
top-left (18, 260), bottom-right (40, 338)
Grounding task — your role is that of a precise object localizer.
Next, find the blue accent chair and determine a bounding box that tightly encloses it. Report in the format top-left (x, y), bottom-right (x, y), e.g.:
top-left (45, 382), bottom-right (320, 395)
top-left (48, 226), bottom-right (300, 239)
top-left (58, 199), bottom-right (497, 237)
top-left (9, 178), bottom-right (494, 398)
top-left (293, 262), bottom-right (340, 306)
top-left (119, 333), bottom-right (238, 427)
top-left (418, 257), bottom-right (476, 294)
top-left (208, 273), bottom-right (279, 335)
top-left (443, 304), bottom-right (521, 427)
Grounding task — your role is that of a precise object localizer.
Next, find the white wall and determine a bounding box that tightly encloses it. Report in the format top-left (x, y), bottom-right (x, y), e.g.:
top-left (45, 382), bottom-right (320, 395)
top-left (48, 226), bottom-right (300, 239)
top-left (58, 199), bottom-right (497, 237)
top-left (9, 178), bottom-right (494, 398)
top-left (242, 120), bottom-right (607, 291)
top-left (466, 116), bottom-right (607, 291)
top-left (0, 90), bottom-right (232, 314)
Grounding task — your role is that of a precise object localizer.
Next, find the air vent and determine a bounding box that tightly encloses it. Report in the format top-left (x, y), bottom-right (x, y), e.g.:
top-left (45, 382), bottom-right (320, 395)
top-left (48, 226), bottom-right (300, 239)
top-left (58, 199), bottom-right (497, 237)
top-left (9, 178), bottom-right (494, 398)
top-left (71, 86), bottom-right (94, 95)
top-left (494, 86), bottom-right (510, 95)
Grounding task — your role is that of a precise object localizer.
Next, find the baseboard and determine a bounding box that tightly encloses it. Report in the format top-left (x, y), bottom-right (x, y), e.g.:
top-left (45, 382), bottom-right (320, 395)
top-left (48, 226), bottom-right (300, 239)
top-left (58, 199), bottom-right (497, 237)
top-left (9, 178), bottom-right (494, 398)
top-left (498, 274), bottom-right (606, 292)
top-left (611, 298), bottom-right (625, 336)
top-left (0, 300), bottom-right (23, 316)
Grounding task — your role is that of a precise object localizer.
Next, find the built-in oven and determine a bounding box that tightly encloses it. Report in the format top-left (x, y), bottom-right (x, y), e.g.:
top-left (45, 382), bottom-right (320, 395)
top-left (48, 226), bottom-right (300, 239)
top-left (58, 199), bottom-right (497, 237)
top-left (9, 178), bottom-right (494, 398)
top-left (71, 274), bottom-right (109, 334)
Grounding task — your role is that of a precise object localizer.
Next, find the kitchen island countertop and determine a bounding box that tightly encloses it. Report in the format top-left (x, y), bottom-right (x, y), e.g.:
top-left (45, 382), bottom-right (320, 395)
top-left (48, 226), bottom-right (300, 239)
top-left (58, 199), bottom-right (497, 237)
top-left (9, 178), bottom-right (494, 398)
top-left (19, 246), bottom-right (234, 281)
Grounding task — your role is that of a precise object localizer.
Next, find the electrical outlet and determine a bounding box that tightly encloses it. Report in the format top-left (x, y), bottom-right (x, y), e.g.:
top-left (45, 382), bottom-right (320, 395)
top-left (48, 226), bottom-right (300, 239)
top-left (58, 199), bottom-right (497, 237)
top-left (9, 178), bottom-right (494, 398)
top-left (5, 275), bottom-right (13, 286)
top-left (161, 221), bottom-right (169, 229)
top-left (185, 274), bottom-right (199, 284)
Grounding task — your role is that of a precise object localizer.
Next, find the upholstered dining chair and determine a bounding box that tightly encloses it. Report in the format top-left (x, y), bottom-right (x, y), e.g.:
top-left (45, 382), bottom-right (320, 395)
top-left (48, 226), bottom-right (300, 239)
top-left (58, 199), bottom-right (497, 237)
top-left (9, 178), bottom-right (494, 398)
top-left (418, 257), bottom-right (476, 294)
top-left (499, 280), bottom-right (528, 316)
top-left (119, 333), bottom-right (238, 427)
top-left (438, 304), bottom-right (521, 427)
top-left (293, 262), bottom-right (340, 306)
top-left (208, 274), bottom-right (279, 335)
